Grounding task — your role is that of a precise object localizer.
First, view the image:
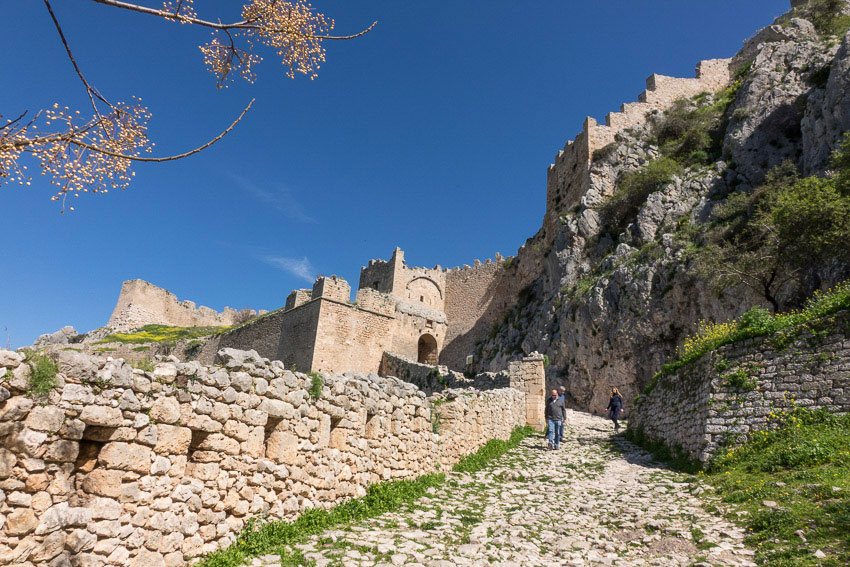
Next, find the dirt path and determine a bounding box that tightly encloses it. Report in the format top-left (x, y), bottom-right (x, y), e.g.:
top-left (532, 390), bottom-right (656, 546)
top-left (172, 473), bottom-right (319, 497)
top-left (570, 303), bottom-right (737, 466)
top-left (251, 412), bottom-right (756, 567)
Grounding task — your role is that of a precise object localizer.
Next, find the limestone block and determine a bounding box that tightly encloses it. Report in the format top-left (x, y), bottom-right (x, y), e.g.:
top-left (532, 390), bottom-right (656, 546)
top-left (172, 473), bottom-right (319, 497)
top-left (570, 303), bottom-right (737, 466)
top-left (194, 433), bottom-right (239, 455)
top-left (35, 502), bottom-right (91, 535)
top-left (265, 431), bottom-right (298, 464)
top-left (0, 448), bottom-right (17, 478)
top-left (153, 425), bottom-right (191, 455)
top-left (149, 398), bottom-right (180, 424)
top-left (130, 549), bottom-right (166, 567)
top-left (43, 440), bottom-right (79, 463)
top-left (259, 399), bottom-right (295, 420)
top-left (153, 364), bottom-right (178, 383)
top-left (5, 508), bottom-right (37, 535)
top-left (0, 397), bottom-right (33, 421)
top-left (81, 469), bottom-right (123, 498)
top-left (80, 406), bottom-right (124, 428)
top-left (0, 349), bottom-right (23, 368)
top-left (185, 462), bottom-right (220, 481)
top-left (98, 442), bottom-right (152, 473)
top-left (89, 497), bottom-right (122, 520)
top-left (186, 414), bottom-right (221, 433)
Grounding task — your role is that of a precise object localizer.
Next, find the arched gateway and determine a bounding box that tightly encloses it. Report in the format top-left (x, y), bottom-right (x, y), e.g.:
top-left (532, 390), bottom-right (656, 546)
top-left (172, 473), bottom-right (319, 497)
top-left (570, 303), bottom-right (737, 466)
top-left (417, 333), bottom-right (438, 364)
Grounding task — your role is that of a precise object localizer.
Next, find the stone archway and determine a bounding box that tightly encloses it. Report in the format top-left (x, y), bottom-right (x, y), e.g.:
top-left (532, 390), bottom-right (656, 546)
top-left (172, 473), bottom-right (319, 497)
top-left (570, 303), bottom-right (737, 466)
top-left (417, 334), bottom-right (438, 365)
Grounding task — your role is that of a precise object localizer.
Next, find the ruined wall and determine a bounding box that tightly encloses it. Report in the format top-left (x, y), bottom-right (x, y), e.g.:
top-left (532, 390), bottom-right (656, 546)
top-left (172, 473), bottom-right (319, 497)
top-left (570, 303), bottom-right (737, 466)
top-left (212, 309), bottom-right (290, 364)
top-left (0, 348), bottom-right (529, 567)
top-left (107, 280), bottom-right (254, 332)
top-left (379, 352), bottom-right (510, 395)
top-left (544, 58), bottom-right (732, 232)
top-left (629, 311), bottom-right (850, 463)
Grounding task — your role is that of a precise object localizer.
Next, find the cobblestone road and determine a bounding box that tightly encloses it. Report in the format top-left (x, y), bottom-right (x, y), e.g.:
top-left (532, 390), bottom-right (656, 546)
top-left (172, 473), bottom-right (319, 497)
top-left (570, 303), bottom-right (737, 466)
top-left (252, 412), bottom-right (756, 567)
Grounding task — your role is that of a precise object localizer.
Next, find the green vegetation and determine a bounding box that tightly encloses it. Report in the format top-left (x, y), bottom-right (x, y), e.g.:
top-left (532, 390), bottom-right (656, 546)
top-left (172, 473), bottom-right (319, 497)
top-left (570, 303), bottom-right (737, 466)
top-left (783, 0), bottom-right (850, 37)
top-left (307, 372), bottom-right (323, 400)
top-left (601, 157), bottom-right (683, 236)
top-left (24, 350), bottom-right (58, 396)
top-left (431, 398), bottom-right (444, 434)
top-left (197, 425), bottom-right (534, 567)
top-left (452, 426), bottom-right (535, 473)
top-left (97, 324), bottom-right (227, 344)
top-left (625, 427), bottom-right (701, 474)
top-left (132, 359), bottom-right (155, 372)
top-left (196, 473), bottom-right (445, 567)
top-left (600, 79), bottom-right (743, 237)
top-left (653, 281), bottom-right (850, 380)
top-left (696, 123), bottom-right (850, 313)
top-left (704, 408), bottom-right (850, 566)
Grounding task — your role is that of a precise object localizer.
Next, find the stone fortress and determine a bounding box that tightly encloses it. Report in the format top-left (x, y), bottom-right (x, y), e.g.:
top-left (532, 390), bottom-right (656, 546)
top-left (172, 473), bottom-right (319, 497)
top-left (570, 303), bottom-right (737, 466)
top-left (98, 56), bottom-right (737, 383)
top-left (10, 9), bottom-right (840, 563)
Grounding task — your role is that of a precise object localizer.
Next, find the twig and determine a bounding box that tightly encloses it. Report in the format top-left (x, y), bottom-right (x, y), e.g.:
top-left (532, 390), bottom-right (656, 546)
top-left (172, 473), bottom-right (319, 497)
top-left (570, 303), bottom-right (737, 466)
top-left (89, 0), bottom-right (376, 39)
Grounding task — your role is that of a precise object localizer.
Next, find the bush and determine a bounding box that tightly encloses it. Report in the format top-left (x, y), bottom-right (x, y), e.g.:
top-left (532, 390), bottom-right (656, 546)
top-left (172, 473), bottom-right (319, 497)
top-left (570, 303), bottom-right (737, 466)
top-left (25, 351), bottom-right (58, 396)
top-left (787, 0), bottom-right (850, 37)
top-left (98, 324), bottom-right (228, 344)
top-left (601, 157), bottom-right (683, 235)
top-left (308, 372), bottom-right (323, 400)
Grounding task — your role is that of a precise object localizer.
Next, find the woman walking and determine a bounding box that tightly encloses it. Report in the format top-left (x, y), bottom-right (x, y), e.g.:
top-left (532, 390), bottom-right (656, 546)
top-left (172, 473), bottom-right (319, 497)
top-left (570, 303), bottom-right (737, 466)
top-left (606, 388), bottom-right (624, 431)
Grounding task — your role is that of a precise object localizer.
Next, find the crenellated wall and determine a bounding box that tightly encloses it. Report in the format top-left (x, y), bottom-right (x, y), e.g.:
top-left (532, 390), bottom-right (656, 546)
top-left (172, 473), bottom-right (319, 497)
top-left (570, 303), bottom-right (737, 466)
top-left (544, 58), bottom-right (732, 233)
top-left (0, 348), bottom-right (532, 567)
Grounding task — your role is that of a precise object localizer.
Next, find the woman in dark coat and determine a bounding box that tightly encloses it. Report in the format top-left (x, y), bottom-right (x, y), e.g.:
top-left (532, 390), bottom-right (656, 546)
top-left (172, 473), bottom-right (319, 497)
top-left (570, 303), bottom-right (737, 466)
top-left (606, 388), bottom-right (624, 431)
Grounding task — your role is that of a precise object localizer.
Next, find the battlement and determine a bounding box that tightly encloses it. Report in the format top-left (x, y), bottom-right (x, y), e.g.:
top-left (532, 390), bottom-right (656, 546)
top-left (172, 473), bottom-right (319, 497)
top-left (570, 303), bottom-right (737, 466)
top-left (545, 58), bottom-right (732, 222)
top-left (312, 276), bottom-right (351, 303)
top-left (284, 288), bottom-right (312, 310)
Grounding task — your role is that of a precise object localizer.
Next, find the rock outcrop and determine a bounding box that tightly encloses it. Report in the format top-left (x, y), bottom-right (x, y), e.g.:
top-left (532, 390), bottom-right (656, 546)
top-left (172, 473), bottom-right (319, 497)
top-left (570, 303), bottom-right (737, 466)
top-left (477, 3), bottom-right (850, 412)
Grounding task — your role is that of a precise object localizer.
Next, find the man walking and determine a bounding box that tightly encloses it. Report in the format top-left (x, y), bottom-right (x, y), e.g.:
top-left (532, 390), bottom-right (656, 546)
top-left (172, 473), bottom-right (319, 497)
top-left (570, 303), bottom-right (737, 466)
top-left (556, 386), bottom-right (568, 446)
top-left (545, 389), bottom-right (565, 450)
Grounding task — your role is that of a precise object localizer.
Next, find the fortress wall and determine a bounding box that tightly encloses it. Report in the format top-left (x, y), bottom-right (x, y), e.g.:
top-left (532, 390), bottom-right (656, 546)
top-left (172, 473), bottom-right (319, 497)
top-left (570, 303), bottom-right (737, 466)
top-left (442, 259), bottom-right (521, 370)
top-left (545, 59), bottom-right (732, 222)
top-left (310, 300), bottom-right (395, 374)
top-left (0, 348), bottom-right (529, 567)
top-left (213, 309), bottom-right (290, 364)
top-left (107, 280), bottom-right (249, 332)
top-left (629, 311), bottom-right (850, 464)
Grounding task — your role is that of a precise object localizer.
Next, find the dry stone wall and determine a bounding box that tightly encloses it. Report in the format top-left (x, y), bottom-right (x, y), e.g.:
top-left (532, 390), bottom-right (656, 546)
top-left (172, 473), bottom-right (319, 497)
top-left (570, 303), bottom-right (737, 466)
top-left (629, 311), bottom-right (850, 464)
top-left (0, 348), bottom-right (529, 567)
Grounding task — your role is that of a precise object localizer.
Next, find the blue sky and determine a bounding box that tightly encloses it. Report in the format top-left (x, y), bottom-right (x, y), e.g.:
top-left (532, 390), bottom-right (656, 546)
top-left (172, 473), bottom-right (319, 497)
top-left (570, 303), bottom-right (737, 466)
top-left (1, 0), bottom-right (789, 347)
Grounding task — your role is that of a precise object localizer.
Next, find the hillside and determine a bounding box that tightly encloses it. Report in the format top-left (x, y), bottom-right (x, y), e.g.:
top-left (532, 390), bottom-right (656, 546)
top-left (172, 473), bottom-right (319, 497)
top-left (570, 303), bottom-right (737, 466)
top-left (476, 0), bottom-right (850, 411)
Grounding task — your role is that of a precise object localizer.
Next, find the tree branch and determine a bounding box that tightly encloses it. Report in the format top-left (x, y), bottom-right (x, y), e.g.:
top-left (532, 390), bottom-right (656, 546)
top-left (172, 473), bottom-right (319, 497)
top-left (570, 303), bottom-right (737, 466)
top-left (89, 0), bottom-right (377, 39)
top-left (67, 99), bottom-right (254, 162)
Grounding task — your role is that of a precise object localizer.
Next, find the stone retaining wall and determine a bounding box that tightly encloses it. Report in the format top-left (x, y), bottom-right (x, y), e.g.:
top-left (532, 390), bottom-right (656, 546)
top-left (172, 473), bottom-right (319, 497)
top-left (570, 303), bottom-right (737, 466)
top-left (0, 348), bottom-right (529, 567)
top-left (629, 311), bottom-right (850, 463)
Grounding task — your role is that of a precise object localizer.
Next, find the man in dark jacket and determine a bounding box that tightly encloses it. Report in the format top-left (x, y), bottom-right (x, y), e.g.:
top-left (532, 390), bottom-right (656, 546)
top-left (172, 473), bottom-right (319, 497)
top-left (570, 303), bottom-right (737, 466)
top-left (545, 389), bottom-right (566, 450)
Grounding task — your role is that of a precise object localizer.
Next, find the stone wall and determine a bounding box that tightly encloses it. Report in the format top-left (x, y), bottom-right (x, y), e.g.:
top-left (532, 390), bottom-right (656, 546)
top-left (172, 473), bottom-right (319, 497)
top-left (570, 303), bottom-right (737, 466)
top-left (629, 311), bottom-right (850, 464)
top-left (107, 280), bottom-right (255, 332)
top-left (0, 348), bottom-right (530, 567)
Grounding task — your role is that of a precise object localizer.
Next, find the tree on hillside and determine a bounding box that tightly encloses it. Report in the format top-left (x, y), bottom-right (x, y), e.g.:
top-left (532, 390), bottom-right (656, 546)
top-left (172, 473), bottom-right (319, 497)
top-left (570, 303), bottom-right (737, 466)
top-left (696, 137), bottom-right (850, 311)
top-left (0, 0), bottom-right (375, 210)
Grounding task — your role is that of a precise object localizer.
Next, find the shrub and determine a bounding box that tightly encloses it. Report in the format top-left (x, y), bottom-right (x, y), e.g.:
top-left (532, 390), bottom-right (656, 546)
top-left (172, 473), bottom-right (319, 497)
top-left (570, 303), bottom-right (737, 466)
top-left (601, 157), bottom-right (683, 235)
top-left (132, 359), bottom-right (155, 372)
top-left (787, 0), bottom-right (850, 37)
top-left (308, 372), bottom-right (323, 400)
top-left (25, 351), bottom-right (58, 396)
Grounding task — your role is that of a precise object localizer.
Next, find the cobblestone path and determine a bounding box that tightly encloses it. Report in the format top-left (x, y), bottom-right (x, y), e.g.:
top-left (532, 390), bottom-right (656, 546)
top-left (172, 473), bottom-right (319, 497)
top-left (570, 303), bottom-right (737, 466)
top-left (253, 412), bottom-right (756, 567)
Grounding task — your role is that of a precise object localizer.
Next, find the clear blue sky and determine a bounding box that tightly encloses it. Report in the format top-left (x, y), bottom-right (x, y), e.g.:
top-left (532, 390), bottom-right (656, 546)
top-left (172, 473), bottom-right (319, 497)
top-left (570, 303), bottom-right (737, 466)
top-left (1, 0), bottom-right (789, 348)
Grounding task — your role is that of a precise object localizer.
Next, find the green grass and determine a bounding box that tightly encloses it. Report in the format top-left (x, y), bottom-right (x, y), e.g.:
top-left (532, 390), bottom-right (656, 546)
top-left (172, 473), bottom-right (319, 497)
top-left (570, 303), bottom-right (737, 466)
top-left (24, 351), bottom-right (58, 396)
top-left (132, 359), bottom-right (155, 372)
top-left (96, 324), bottom-right (228, 344)
top-left (655, 281), bottom-right (850, 381)
top-left (452, 426), bottom-right (536, 473)
top-left (196, 425), bottom-right (534, 567)
top-left (703, 408), bottom-right (850, 566)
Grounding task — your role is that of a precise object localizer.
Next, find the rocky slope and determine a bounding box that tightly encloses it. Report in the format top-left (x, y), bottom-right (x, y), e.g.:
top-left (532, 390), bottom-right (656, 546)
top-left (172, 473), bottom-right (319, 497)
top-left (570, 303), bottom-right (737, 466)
top-left (477, 1), bottom-right (850, 412)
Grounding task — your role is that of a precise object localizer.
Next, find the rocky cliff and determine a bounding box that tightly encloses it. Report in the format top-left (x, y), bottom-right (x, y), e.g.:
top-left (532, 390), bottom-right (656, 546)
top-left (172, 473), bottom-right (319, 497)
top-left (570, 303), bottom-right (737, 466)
top-left (476, 1), bottom-right (850, 412)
